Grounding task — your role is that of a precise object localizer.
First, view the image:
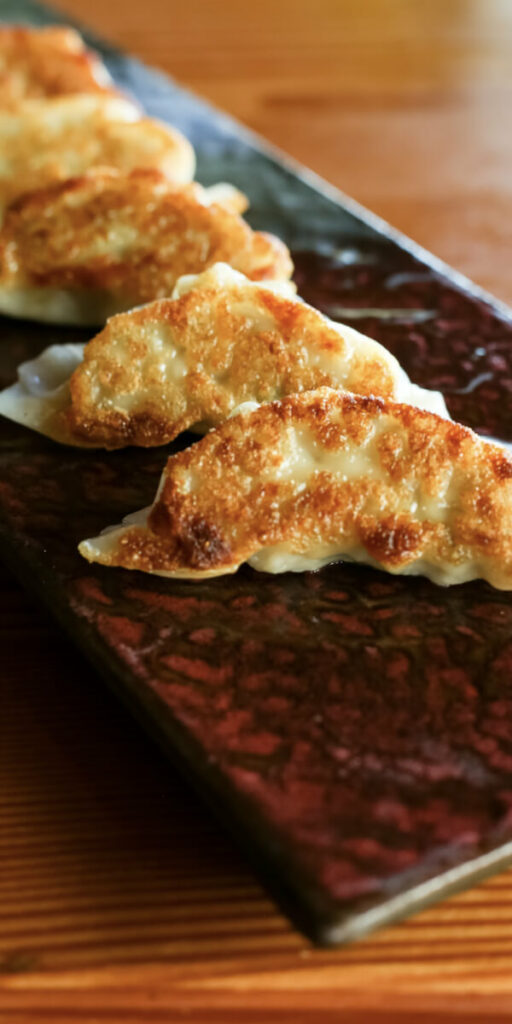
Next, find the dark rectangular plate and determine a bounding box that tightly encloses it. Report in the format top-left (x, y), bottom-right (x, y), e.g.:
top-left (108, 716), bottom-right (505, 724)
top-left (2, 0), bottom-right (512, 947)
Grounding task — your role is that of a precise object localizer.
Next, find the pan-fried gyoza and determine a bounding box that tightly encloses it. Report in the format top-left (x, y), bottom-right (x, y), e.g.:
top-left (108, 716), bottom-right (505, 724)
top-left (0, 25), bottom-right (116, 108)
top-left (0, 93), bottom-right (195, 218)
top-left (0, 170), bottom-right (290, 324)
top-left (0, 264), bottom-right (447, 446)
top-left (79, 388), bottom-right (512, 590)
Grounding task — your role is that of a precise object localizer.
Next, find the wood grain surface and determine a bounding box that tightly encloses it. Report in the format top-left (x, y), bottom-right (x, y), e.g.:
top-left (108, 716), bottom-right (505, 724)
top-left (2, 0), bottom-right (512, 1020)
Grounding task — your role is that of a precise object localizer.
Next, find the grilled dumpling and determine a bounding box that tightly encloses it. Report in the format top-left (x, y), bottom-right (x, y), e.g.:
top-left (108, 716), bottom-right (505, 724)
top-left (79, 388), bottom-right (512, 590)
top-left (0, 94), bottom-right (195, 215)
top-left (0, 264), bottom-right (447, 447)
top-left (0, 169), bottom-right (289, 325)
top-left (0, 25), bottom-right (115, 108)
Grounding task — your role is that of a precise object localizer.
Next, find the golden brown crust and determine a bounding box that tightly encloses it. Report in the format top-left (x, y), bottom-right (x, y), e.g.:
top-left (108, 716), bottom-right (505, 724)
top-left (0, 168), bottom-right (292, 305)
top-left (64, 271), bottom-right (399, 449)
top-left (0, 26), bottom-right (116, 108)
top-left (0, 97), bottom-right (194, 210)
top-left (81, 389), bottom-right (512, 588)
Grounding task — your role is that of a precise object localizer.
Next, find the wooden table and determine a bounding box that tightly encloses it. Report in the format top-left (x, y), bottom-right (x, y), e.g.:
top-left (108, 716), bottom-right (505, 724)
top-left (2, 1), bottom-right (512, 1020)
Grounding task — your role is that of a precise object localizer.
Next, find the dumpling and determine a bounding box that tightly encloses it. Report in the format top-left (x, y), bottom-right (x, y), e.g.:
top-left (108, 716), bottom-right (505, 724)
top-left (0, 94), bottom-right (195, 214)
top-left (79, 387), bottom-right (512, 590)
top-left (0, 264), bottom-right (447, 448)
top-left (0, 25), bottom-right (115, 108)
top-left (0, 169), bottom-right (289, 325)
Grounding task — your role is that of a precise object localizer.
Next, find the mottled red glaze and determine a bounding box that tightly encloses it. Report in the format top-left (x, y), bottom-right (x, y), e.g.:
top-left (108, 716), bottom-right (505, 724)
top-left (294, 247), bottom-right (512, 439)
top-left (2, 245), bottom-right (512, 942)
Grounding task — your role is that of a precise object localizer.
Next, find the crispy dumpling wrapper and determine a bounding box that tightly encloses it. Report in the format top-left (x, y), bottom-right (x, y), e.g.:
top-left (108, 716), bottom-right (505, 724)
top-left (0, 25), bottom-right (116, 109)
top-left (0, 264), bottom-right (447, 448)
top-left (79, 388), bottom-right (512, 590)
top-left (0, 94), bottom-right (195, 216)
top-left (0, 169), bottom-right (289, 325)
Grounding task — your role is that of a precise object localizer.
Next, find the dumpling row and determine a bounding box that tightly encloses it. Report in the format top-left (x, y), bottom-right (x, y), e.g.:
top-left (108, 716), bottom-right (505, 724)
top-left (0, 26), bottom-right (510, 591)
top-left (0, 25), bottom-right (197, 211)
top-left (0, 26), bottom-right (292, 315)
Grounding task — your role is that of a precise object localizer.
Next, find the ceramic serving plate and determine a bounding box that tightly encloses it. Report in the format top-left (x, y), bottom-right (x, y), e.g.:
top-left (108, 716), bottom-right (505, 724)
top-left (2, 0), bottom-right (512, 947)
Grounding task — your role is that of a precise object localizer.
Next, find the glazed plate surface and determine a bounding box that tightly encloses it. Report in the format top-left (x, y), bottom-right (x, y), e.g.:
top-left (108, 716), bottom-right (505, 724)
top-left (2, 0), bottom-right (512, 946)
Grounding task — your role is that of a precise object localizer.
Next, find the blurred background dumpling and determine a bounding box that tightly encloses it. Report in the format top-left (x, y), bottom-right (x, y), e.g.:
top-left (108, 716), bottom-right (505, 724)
top-left (0, 25), bottom-right (116, 108)
top-left (0, 171), bottom-right (290, 325)
top-left (0, 94), bottom-right (195, 216)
